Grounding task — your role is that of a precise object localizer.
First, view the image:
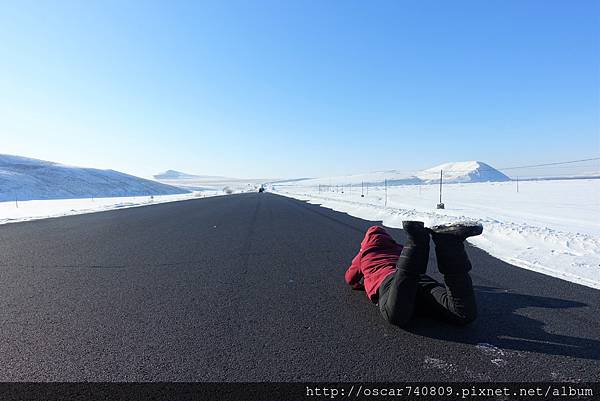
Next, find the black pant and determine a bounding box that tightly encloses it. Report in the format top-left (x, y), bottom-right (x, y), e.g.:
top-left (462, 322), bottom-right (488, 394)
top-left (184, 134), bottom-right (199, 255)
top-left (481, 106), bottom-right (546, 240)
top-left (378, 262), bottom-right (477, 327)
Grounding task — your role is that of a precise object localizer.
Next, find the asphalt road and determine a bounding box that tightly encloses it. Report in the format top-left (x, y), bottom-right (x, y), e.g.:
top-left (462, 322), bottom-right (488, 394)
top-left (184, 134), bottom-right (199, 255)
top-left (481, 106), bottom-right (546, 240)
top-left (0, 192), bottom-right (598, 381)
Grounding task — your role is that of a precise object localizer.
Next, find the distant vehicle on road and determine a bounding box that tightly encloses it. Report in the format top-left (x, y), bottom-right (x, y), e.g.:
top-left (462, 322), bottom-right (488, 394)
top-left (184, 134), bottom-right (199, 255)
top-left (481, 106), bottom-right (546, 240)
top-left (258, 187), bottom-right (265, 193)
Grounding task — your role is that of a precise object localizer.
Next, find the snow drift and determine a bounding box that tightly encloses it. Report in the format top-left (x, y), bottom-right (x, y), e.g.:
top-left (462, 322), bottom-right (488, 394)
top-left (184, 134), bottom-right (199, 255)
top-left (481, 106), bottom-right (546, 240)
top-left (0, 154), bottom-right (189, 201)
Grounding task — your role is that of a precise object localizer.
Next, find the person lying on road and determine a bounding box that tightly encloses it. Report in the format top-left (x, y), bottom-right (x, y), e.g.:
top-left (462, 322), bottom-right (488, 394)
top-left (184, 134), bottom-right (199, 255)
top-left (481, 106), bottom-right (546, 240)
top-left (345, 221), bottom-right (482, 327)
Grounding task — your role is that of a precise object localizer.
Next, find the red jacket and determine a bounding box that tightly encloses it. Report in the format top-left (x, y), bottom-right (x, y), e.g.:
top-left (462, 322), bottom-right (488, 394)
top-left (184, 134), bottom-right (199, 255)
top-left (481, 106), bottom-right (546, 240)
top-left (345, 226), bottom-right (403, 303)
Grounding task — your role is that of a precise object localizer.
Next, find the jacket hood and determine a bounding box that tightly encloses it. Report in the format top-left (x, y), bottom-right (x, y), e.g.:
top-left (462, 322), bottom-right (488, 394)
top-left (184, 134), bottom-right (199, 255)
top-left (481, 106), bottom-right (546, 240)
top-left (361, 226), bottom-right (398, 248)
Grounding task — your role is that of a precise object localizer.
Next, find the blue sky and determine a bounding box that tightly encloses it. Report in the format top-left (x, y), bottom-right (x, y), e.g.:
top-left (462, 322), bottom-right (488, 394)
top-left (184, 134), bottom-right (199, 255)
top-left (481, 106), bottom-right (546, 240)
top-left (1, 0), bottom-right (598, 178)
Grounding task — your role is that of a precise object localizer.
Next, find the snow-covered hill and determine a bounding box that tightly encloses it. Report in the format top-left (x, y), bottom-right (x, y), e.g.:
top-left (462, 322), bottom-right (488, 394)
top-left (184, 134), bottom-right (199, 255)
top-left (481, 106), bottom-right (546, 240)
top-left (273, 161), bottom-right (509, 187)
top-left (0, 154), bottom-right (189, 201)
top-left (417, 161), bottom-right (510, 183)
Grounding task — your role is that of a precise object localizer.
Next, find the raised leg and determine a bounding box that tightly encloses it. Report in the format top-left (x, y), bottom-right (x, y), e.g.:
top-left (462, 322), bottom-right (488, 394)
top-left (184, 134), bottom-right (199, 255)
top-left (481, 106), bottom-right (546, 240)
top-left (378, 221), bottom-right (430, 327)
top-left (425, 222), bottom-right (483, 325)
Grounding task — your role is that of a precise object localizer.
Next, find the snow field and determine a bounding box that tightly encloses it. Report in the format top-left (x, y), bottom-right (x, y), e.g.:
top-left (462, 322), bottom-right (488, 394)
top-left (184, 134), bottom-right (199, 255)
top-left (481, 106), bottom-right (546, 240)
top-left (272, 179), bottom-right (600, 289)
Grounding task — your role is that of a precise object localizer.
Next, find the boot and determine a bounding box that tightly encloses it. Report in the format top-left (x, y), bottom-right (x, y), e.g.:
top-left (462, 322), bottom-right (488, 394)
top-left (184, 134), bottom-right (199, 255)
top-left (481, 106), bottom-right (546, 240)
top-left (396, 221), bottom-right (430, 275)
top-left (429, 222), bottom-right (483, 274)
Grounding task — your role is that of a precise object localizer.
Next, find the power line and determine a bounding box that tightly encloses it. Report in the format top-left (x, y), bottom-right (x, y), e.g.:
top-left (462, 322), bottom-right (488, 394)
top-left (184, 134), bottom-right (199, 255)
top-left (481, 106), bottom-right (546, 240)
top-left (497, 157), bottom-right (600, 171)
top-left (425, 157), bottom-right (600, 174)
top-left (365, 157), bottom-right (599, 175)
top-left (273, 156), bottom-right (600, 183)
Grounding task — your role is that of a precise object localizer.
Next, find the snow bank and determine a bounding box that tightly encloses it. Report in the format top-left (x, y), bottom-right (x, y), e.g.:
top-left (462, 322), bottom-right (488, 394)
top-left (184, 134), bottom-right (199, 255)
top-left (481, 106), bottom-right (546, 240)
top-left (272, 179), bottom-right (600, 289)
top-left (0, 184), bottom-right (267, 226)
top-left (0, 193), bottom-right (201, 225)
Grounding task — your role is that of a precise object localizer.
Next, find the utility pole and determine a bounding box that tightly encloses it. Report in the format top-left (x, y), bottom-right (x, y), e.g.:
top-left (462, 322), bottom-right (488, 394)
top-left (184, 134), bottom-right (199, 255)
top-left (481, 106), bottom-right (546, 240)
top-left (361, 181), bottom-right (364, 197)
top-left (516, 176), bottom-right (519, 193)
top-left (437, 170), bottom-right (445, 209)
top-left (384, 179), bottom-right (388, 207)
top-left (15, 196), bottom-right (18, 209)
top-left (440, 170), bottom-right (442, 203)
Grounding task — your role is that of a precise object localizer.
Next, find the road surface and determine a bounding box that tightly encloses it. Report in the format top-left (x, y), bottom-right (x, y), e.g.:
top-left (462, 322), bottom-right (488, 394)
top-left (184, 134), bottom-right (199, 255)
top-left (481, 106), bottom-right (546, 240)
top-left (0, 192), bottom-right (598, 381)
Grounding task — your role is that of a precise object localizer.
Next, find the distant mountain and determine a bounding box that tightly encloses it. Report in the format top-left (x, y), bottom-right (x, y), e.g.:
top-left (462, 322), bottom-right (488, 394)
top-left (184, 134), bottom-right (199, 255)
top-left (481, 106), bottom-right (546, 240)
top-left (153, 170), bottom-right (228, 180)
top-left (0, 154), bottom-right (189, 201)
top-left (416, 161), bottom-right (510, 183)
top-left (154, 170), bottom-right (195, 180)
top-left (154, 169), bottom-right (277, 192)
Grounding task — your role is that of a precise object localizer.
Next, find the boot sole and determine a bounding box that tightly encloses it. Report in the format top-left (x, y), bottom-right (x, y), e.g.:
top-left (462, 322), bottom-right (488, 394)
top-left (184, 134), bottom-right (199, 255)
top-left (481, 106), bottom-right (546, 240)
top-left (429, 222), bottom-right (483, 237)
top-left (402, 220), bottom-right (425, 230)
